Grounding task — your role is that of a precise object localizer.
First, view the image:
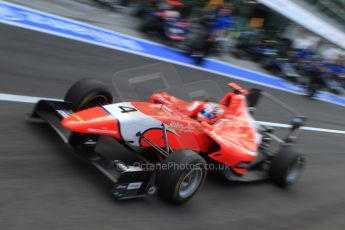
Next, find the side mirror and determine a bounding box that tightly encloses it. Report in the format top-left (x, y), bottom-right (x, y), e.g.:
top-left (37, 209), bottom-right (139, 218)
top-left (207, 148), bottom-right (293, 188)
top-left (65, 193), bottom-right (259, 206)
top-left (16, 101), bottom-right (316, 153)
top-left (228, 83), bottom-right (249, 95)
top-left (285, 116), bottom-right (306, 143)
top-left (291, 116), bottom-right (306, 129)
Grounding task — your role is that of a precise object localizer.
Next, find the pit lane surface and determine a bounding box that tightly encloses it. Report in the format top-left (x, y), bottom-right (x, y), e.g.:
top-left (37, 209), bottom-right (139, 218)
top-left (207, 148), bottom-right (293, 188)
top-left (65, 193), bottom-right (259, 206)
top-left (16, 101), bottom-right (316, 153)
top-left (1, 23), bottom-right (345, 230)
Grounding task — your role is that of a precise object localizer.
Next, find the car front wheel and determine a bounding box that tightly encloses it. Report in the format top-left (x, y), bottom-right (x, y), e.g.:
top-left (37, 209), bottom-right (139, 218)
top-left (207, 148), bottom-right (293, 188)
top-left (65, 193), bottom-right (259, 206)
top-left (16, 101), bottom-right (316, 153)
top-left (156, 149), bottom-right (207, 204)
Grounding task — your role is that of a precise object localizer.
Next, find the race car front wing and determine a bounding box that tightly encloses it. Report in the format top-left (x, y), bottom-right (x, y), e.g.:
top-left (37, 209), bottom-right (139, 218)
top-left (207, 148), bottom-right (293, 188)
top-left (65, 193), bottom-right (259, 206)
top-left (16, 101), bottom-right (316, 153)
top-left (31, 100), bottom-right (157, 200)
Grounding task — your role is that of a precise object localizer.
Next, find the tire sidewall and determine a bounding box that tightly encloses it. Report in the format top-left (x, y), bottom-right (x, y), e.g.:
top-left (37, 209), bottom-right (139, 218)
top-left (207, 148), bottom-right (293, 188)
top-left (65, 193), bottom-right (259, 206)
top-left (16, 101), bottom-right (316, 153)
top-left (64, 78), bottom-right (113, 111)
top-left (156, 149), bottom-right (207, 204)
top-left (269, 145), bottom-right (305, 187)
top-left (171, 160), bottom-right (206, 203)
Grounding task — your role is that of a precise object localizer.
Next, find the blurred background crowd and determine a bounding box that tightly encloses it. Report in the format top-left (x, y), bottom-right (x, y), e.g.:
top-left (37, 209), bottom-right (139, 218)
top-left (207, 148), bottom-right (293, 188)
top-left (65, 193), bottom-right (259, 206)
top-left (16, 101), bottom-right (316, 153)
top-left (94, 0), bottom-right (345, 97)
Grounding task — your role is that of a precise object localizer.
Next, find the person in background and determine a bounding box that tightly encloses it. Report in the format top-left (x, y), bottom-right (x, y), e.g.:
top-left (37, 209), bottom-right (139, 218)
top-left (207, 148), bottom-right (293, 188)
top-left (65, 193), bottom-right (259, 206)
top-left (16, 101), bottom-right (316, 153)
top-left (191, 3), bottom-right (234, 65)
top-left (134, 0), bottom-right (159, 17)
top-left (304, 58), bottom-right (330, 98)
top-left (205, 0), bottom-right (224, 10)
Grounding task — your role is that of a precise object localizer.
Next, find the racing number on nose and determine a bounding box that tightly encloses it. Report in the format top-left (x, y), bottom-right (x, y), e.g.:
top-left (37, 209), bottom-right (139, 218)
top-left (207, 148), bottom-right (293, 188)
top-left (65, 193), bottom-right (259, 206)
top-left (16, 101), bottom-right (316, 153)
top-left (119, 106), bottom-right (137, 113)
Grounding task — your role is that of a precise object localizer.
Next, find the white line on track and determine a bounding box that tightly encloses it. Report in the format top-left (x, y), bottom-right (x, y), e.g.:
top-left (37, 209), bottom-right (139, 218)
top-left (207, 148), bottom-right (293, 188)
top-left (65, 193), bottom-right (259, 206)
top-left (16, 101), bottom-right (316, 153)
top-left (0, 93), bottom-right (61, 103)
top-left (259, 121), bottom-right (345, 135)
top-left (1, 92), bottom-right (345, 135)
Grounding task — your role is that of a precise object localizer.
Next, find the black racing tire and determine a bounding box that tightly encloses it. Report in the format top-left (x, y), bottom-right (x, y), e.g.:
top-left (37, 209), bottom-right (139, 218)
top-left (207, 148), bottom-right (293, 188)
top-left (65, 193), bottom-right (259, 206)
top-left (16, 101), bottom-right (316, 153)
top-left (156, 149), bottom-right (207, 204)
top-left (64, 78), bottom-right (113, 111)
top-left (269, 145), bottom-right (305, 187)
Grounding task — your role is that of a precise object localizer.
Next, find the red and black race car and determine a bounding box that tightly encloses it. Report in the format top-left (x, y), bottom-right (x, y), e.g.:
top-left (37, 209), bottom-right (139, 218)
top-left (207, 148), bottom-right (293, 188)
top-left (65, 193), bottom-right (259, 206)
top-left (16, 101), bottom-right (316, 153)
top-left (31, 78), bottom-right (306, 204)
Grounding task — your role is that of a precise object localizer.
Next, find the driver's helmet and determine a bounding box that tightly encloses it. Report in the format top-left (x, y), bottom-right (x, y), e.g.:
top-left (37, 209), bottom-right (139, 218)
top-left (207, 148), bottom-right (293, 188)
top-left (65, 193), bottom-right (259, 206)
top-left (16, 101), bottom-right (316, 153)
top-left (197, 102), bottom-right (226, 124)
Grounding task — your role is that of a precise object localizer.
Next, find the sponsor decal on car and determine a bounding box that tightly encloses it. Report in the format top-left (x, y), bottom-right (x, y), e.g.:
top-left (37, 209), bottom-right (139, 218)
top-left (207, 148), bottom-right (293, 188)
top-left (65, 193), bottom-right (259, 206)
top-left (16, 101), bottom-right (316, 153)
top-left (88, 128), bottom-right (118, 135)
top-left (127, 182), bottom-right (142, 190)
top-left (56, 109), bottom-right (72, 118)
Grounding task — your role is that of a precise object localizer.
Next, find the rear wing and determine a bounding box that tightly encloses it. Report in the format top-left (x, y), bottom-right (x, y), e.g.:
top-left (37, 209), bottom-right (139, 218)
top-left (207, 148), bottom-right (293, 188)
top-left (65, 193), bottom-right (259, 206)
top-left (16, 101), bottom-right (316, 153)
top-left (243, 85), bottom-right (306, 143)
top-left (246, 88), bottom-right (262, 112)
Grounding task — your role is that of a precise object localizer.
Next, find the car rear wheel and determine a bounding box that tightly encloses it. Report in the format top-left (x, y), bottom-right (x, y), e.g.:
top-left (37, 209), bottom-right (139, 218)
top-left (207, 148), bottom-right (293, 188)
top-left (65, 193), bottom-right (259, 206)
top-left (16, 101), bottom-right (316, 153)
top-left (156, 149), bottom-right (207, 204)
top-left (64, 78), bottom-right (113, 111)
top-left (269, 145), bottom-right (305, 187)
